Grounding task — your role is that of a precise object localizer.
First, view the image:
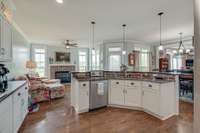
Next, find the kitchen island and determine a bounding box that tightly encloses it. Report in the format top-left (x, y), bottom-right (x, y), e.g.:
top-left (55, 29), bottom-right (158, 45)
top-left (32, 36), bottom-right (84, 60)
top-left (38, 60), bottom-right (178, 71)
top-left (71, 71), bottom-right (179, 120)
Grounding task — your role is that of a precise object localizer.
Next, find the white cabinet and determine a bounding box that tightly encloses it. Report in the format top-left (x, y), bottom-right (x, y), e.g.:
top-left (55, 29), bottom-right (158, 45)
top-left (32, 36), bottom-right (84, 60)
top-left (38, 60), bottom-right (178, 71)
top-left (109, 80), bottom-right (124, 105)
top-left (142, 82), bottom-right (160, 114)
top-left (0, 14), bottom-right (12, 61)
top-left (13, 84), bottom-right (29, 133)
top-left (124, 81), bottom-right (142, 107)
top-left (109, 80), bottom-right (142, 107)
top-left (78, 82), bottom-right (89, 112)
top-left (141, 82), bottom-right (176, 120)
top-left (71, 79), bottom-right (89, 113)
top-left (0, 96), bottom-right (13, 133)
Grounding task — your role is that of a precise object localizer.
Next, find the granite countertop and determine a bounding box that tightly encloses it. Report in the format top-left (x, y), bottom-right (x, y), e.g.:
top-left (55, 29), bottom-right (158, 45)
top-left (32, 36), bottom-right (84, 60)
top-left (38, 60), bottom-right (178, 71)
top-left (0, 80), bottom-right (27, 102)
top-left (73, 76), bottom-right (175, 84)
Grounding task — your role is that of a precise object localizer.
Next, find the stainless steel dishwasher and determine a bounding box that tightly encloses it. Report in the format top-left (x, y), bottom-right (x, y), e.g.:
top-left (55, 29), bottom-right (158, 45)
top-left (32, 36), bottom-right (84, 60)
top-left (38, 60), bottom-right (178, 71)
top-left (89, 80), bottom-right (108, 110)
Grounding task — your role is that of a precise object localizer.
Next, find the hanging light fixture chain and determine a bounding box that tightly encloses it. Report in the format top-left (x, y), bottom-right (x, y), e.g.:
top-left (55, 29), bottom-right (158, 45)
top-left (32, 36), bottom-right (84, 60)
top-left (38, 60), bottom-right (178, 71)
top-left (91, 21), bottom-right (95, 50)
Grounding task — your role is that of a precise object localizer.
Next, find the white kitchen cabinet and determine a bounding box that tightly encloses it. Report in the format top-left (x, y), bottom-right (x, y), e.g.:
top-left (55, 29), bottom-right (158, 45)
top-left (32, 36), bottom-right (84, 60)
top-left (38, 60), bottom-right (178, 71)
top-left (71, 79), bottom-right (90, 113)
top-left (142, 84), bottom-right (160, 115)
top-left (78, 81), bottom-right (89, 112)
top-left (142, 82), bottom-right (176, 120)
top-left (109, 80), bottom-right (142, 107)
top-left (109, 80), bottom-right (125, 105)
top-left (0, 14), bottom-right (12, 61)
top-left (0, 96), bottom-right (13, 133)
top-left (13, 84), bottom-right (29, 133)
top-left (124, 81), bottom-right (142, 107)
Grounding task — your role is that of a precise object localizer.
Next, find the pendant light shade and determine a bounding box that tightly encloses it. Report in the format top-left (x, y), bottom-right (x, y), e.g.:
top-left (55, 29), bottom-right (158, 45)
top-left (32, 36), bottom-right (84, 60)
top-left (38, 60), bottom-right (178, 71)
top-left (122, 24), bottom-right (127, 55)
top-left (158, 12), bottom-right (164, 51)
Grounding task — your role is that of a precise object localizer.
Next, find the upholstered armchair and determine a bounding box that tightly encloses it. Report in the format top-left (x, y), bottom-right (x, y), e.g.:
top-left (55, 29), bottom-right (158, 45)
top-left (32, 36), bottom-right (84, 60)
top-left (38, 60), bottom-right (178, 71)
top-left (29, 79), bottom-right (50, 103)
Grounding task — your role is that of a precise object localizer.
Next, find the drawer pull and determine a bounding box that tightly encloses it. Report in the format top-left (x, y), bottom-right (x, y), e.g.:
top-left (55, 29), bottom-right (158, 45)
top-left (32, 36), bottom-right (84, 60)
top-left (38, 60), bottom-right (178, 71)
top-left (131, 83), bottom-right (134, 85)
top-left (116, 82), bottom-right (119, 84)
top-left (18, 93), bottom-right (21, 96)
top-left (83, 84), bottom-right (86, 87)
top-left (148, 84), bottom-right (152, 87)
top-left (25, 87), bottom-right (28, 90)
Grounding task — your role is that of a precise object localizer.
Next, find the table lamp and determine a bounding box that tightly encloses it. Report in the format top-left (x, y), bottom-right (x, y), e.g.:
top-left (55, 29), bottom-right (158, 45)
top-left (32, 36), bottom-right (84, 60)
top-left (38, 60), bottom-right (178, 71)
top-left (26, 61), bottom-right (37, 76)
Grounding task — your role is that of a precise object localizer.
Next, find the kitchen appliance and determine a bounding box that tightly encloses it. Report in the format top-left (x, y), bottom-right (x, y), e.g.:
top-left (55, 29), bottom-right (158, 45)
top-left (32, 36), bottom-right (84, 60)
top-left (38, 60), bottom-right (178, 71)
top-left (89, 70), bottom-right (108, 110)
top-left (0, 64), bottom-right (9, 93)
top-left (89, 80), bottom-right (108, 110)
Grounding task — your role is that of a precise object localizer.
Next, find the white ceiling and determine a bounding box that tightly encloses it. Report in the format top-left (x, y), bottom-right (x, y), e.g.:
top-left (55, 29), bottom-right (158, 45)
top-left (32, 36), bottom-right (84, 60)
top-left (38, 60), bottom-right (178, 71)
top-left (12, 0), bottom-right (194, 46)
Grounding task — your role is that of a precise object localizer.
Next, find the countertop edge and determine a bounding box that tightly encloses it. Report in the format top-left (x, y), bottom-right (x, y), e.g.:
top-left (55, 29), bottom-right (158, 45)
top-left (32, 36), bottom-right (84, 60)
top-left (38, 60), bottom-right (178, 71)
top-left (0, 80), bottom-right (27, 103)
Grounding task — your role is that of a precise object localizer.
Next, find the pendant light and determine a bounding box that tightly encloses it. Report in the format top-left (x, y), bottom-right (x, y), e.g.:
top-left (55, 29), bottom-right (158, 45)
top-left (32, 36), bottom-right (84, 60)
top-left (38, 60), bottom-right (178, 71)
top-left (91, 21), bottom-right (95, 51)
top-left (178, 32), bottom-right (186, 54)
top-left (122, 24), bottom-right (127, 55)
top-left (158, 12), bottom-right (164, 51)
top-left (90, 21), bottom-right (96, 70)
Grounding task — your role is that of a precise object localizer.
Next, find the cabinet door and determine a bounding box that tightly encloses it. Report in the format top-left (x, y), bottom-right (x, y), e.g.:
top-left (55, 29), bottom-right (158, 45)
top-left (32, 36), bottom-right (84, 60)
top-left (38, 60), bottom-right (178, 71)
top-left (142, 88), bottom-right (160, 115)
top-left (2, 18), bottom-right (12, 60)
top-left (110, 85), bottom-right (124, 105)
top-left (125, 86), bottom-right (141, 107)
top-left (13, 91), bottom-right (23, 133)
top-left (0, 96), bottom-right (12, 133)
top-left (22, 86), bottom-right (29, 120)
top-left (0, 15), bottom-right (3, 60)
top-left (79, 82), bottom-right (89, 111)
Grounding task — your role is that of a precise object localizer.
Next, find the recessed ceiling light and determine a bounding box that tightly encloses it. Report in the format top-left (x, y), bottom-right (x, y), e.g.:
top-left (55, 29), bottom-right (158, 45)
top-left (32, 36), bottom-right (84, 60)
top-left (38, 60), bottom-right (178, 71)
top-left (56, 0), bottom-right (63, 4)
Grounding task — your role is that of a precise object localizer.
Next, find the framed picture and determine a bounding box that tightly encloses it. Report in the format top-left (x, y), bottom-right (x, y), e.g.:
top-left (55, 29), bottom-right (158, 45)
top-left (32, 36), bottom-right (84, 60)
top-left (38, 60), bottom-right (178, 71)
top-left (55, 52), bottom-right (70, 62)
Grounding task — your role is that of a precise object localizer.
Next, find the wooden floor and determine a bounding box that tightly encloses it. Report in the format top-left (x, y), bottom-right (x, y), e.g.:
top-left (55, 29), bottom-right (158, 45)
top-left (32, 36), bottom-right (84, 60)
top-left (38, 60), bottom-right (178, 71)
top-left (19, 90), bottom-right (193, 133)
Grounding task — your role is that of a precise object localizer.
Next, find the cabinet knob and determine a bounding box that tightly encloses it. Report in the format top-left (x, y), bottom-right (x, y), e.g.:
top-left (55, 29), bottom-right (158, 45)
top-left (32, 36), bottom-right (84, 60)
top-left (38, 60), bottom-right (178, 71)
top-left (131, 82), bottom-right (134, 85)
top-left (25, 87), bottom-right (28, 90)
top-left (116, 82), bottom-right (119, 84)
top-left (18, 93), bottom-right (21, 96)
top-left (83, 84), bottom-right (86, 87)
top-left (148, 84), bottom-right (152, 87)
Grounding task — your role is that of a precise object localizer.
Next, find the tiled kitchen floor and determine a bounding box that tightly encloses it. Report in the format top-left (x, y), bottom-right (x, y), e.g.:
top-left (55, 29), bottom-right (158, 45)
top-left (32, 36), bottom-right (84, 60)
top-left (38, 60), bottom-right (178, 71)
top-left (19, 88), bottom-right (193, 133)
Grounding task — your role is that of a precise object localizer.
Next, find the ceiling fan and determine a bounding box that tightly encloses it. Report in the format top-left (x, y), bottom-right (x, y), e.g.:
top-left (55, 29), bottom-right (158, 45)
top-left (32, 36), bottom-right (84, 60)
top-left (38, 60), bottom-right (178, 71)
top-left (64, 40), bottom-right (78, 49)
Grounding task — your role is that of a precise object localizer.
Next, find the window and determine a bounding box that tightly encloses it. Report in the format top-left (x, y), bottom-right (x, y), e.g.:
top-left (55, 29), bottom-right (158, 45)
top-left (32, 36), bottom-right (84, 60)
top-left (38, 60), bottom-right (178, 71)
top-left (172, 56), bottom-right (182, 70)
top-left (108, 47), bottom-right (121, 52)
top-left (91, 50), bottom-right (100, 70)
top-left (109, 54), bottom-right (121, 71)
top-left (139, 49), bottom-right (149, 71)
top-left (33, 48), bottom-right (46, 76)
top-left (79, 51), bottom-right (88, 72)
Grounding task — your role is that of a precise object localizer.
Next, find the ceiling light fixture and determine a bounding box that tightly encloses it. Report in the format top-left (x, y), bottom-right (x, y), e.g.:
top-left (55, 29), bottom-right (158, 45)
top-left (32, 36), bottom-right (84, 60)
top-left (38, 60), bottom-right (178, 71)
top-left (90, 21), bottom-right (96, 70)
top-left (56, 0), bottom-right (63, 4)
top-left (122, 24), bottom-right (127, 55)
top-left (91, 21), bottom-right (96, 50)
top-left (158, 12), bottom-right (164, 51)
top-left (178, 32), bottom-right (186, 54)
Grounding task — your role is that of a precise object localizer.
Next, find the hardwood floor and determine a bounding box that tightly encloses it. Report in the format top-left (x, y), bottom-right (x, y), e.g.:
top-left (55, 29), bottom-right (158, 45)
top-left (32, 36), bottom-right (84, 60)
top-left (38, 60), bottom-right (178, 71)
top-left (19, 91), bottom-right (193, 133)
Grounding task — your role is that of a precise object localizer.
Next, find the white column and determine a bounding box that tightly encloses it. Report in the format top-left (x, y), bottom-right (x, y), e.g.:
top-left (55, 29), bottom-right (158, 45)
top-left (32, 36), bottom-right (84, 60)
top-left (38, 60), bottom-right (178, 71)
top-left (194, 0), bottom-right (200, 132)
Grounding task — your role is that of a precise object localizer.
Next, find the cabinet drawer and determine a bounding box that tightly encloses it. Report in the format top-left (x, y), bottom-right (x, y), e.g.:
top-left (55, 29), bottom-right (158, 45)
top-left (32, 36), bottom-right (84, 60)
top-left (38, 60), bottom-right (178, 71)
top-left (110, 80), bottom-right (125, 87)
top-left (142, 82), bottom-right (160, 91)
top-left (126, 80), bottom-right (141, 88)
top-left (79, 82), bottom-right (89, 89)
